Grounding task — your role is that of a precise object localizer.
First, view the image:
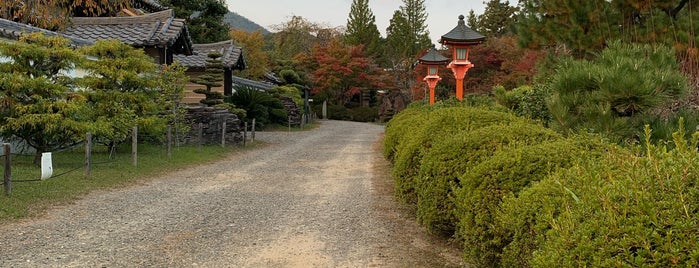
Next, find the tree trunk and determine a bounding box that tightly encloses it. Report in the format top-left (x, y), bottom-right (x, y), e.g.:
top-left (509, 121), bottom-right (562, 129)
top-left (34, 150), bottom-right (44, 166)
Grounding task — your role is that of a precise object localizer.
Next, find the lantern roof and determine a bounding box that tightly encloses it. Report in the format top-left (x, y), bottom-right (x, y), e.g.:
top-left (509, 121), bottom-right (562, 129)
top-left (418, 45), bottom-right (450, 65)
top-left (440, 15), bottom-right (486, 46)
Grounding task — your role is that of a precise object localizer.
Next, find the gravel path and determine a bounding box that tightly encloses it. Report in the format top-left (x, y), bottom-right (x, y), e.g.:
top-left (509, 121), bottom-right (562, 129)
top-left (0, 120), bottom-right (464, 267)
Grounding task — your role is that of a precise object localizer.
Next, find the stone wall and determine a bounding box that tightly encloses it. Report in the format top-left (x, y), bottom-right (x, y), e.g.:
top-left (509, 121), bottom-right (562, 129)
top-left (182, 107), bottom-right (243, 145)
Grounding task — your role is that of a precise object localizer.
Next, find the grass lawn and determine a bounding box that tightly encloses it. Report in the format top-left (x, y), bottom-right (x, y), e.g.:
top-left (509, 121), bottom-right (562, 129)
top-left (0, 142), bottom-right (261, 223)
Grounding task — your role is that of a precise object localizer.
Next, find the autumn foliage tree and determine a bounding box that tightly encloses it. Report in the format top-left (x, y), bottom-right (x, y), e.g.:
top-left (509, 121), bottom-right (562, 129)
top-left (0, 0), bottom-right (130, 30)
top-left (230, 29), bottom-right (270, 80)
top-left (297, 38), bottom-right (390, 106)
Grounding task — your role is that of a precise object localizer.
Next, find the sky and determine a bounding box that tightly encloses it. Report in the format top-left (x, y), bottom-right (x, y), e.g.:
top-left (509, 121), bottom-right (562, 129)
top-left (225, 0), bottom-right (500, 45)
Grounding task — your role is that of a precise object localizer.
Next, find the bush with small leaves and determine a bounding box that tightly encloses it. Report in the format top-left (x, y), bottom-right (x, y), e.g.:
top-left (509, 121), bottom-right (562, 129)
top-left (392, 106), bottom-right (518, 205)
top-left (497, 124), bottom-right (699, 267)
top-left (454, 136), bottom-right (613, 267)
top-left (415, 121), bottom-right (562, 235)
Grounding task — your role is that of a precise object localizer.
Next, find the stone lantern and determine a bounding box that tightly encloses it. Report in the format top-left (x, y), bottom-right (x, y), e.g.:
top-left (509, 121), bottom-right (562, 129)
top-left (440, 15), bottom-right (485, 100)
top-left (418, 45), bottom-right (450, 105)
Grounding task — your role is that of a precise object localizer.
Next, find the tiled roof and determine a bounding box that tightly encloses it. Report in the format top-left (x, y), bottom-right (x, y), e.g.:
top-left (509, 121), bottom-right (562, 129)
top-left (0, 18), bottom-right (92, 46)
top-left (232, 75), bottom-right (275, 91)
top-left (440, 15), bottom-right (486, 46)
top-left (63, 9), bottom-right (192, 55)
top-left (174, 40), bottom-right (245, 70)
top-left (419, 46), bottom-right (450, 64)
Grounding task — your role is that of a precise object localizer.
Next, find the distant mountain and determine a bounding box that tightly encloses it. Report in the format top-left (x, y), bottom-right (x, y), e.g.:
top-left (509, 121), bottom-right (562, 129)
top-left (224, 11), bottom-right (270, 34)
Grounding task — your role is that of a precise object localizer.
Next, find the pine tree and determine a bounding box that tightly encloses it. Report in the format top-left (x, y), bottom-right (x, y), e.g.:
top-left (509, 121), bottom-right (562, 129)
top-left (193, 52), bottom-right (225, 106)
top-left (344, 0), bottom-right (382, 57)
top-left (0, 33), bottom-right (88, 164)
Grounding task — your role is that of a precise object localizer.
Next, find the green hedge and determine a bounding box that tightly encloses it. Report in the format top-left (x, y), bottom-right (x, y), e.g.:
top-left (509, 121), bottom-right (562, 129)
top-left (392, 106), bottom-right (519, 204)
top-left (454, 136), bottom-right (613, 267)
top-left (383, 105), bottom-right (432, 160)
top-left (498, 129), bottom-right (699, 267)
top-left (415, 121), bottom-right (563, 235)
top-left (384, 104), bottom-right (699, 267)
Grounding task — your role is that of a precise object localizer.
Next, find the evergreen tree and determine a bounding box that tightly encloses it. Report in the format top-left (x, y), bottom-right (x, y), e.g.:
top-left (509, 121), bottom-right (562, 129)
top-left (399, 0), bottom-right (431, 55)
top-left (517, 0), bottom-right (618, 57)
top-left (193, 52), bottom-right (225, 106)
top-left (0, 33), bottom-right (88, 164)
top-left (159, 0), bottom-right (230, 43)
top-left (384, 0), bottom-right (431, 99)
top-left (78, 40), bottom-right (168, 154)
top-left (344, 0), bottom-right (382, 57)
top-left (477, 0), bottom-right (518, 37)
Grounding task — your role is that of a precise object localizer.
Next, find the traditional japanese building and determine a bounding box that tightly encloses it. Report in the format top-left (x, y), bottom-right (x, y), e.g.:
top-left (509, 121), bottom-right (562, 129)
top-left (63, 9), bottom-right (193, 64)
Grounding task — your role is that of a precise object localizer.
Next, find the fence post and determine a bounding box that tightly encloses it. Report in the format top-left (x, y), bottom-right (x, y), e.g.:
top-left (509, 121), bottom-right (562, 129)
top-left (85, 132), bottom-right (92, 178)
top-left (243, 122), bottom-right (248, 147)
top-left (221, 121), bottom-right (226, 148)
top-left (167, 125), bottom-right (172, 159)
top-left (251, 118), bottom-right (256, 142)
top-left (198, 122), bottom-right (203, 152)
top-left (132, 126), bottom-right (138, 167)
top-left (4, 143), bottom-right (11, 196)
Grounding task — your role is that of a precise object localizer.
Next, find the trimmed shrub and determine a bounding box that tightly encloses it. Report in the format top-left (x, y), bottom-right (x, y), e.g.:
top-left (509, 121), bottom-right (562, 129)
top-left (392, 106), bottom-right (518, 205)
top-left (416, 121), bottom-right (563, 235)
top-left (383, 104), bottom-right (432, 161)
top-left (348, 106), bottom-right (378, 122)
top-left (498, 128), bottom-right (699, 267)
top-left (454, 136), bottom-right (613, 267)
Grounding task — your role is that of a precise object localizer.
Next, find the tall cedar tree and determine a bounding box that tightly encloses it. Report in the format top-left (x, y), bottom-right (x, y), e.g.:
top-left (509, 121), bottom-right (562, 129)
top-left (472, 0), bottom-right (519, 37)
top-left (0, 0), bottom-right (129, 30)
top-left (193, 52), bottom-right (225, 106)
top-left (231, 29), bottom-right (270, 80)
top-left (384, 0), bottom-right (431, 99)
top-left (297, 38), bottom-right (389, 105)
top-left (0, 33), bottom-right (88, 164)
top-left (159, 0), bottom-right (230, 43)
top-left (344, 0), bottom-right (382, 58)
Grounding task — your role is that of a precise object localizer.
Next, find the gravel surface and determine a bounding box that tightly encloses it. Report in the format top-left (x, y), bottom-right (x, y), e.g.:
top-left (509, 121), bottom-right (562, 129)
top-left (0, 120), bottom-right (464, 267)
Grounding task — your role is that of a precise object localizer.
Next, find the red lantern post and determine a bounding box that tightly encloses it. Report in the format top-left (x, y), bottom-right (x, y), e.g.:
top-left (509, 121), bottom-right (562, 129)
top-left (440, 15), bottom-right (485, 100)
top-left (418, 46), bottom-right (449, 105)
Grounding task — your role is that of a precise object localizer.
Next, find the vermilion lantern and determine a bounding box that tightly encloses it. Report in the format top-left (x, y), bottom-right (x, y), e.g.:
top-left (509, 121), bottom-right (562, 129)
top-left (418, 45), bottom-right (449, 105)
top-left (440, 15), bottom-right (485, 100)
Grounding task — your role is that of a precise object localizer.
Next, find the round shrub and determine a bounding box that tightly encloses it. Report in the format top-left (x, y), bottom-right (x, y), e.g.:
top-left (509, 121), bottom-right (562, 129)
top-left (415, 121), bottom-right (563, 235)
top-left (327, 104), bottom-right (350, 120)
top-left (453, 136), bottom-right (612, 267)
top-left (348, 106), bottom-right (378, 122)
top-left (499, 132), bottom-right (699, 267)
top-left (392, 106), bottom-right (518, 205)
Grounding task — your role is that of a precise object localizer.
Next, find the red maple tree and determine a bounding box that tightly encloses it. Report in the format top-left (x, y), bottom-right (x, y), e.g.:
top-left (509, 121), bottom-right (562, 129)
top-left (297, 39), bottom-right (391, 105)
